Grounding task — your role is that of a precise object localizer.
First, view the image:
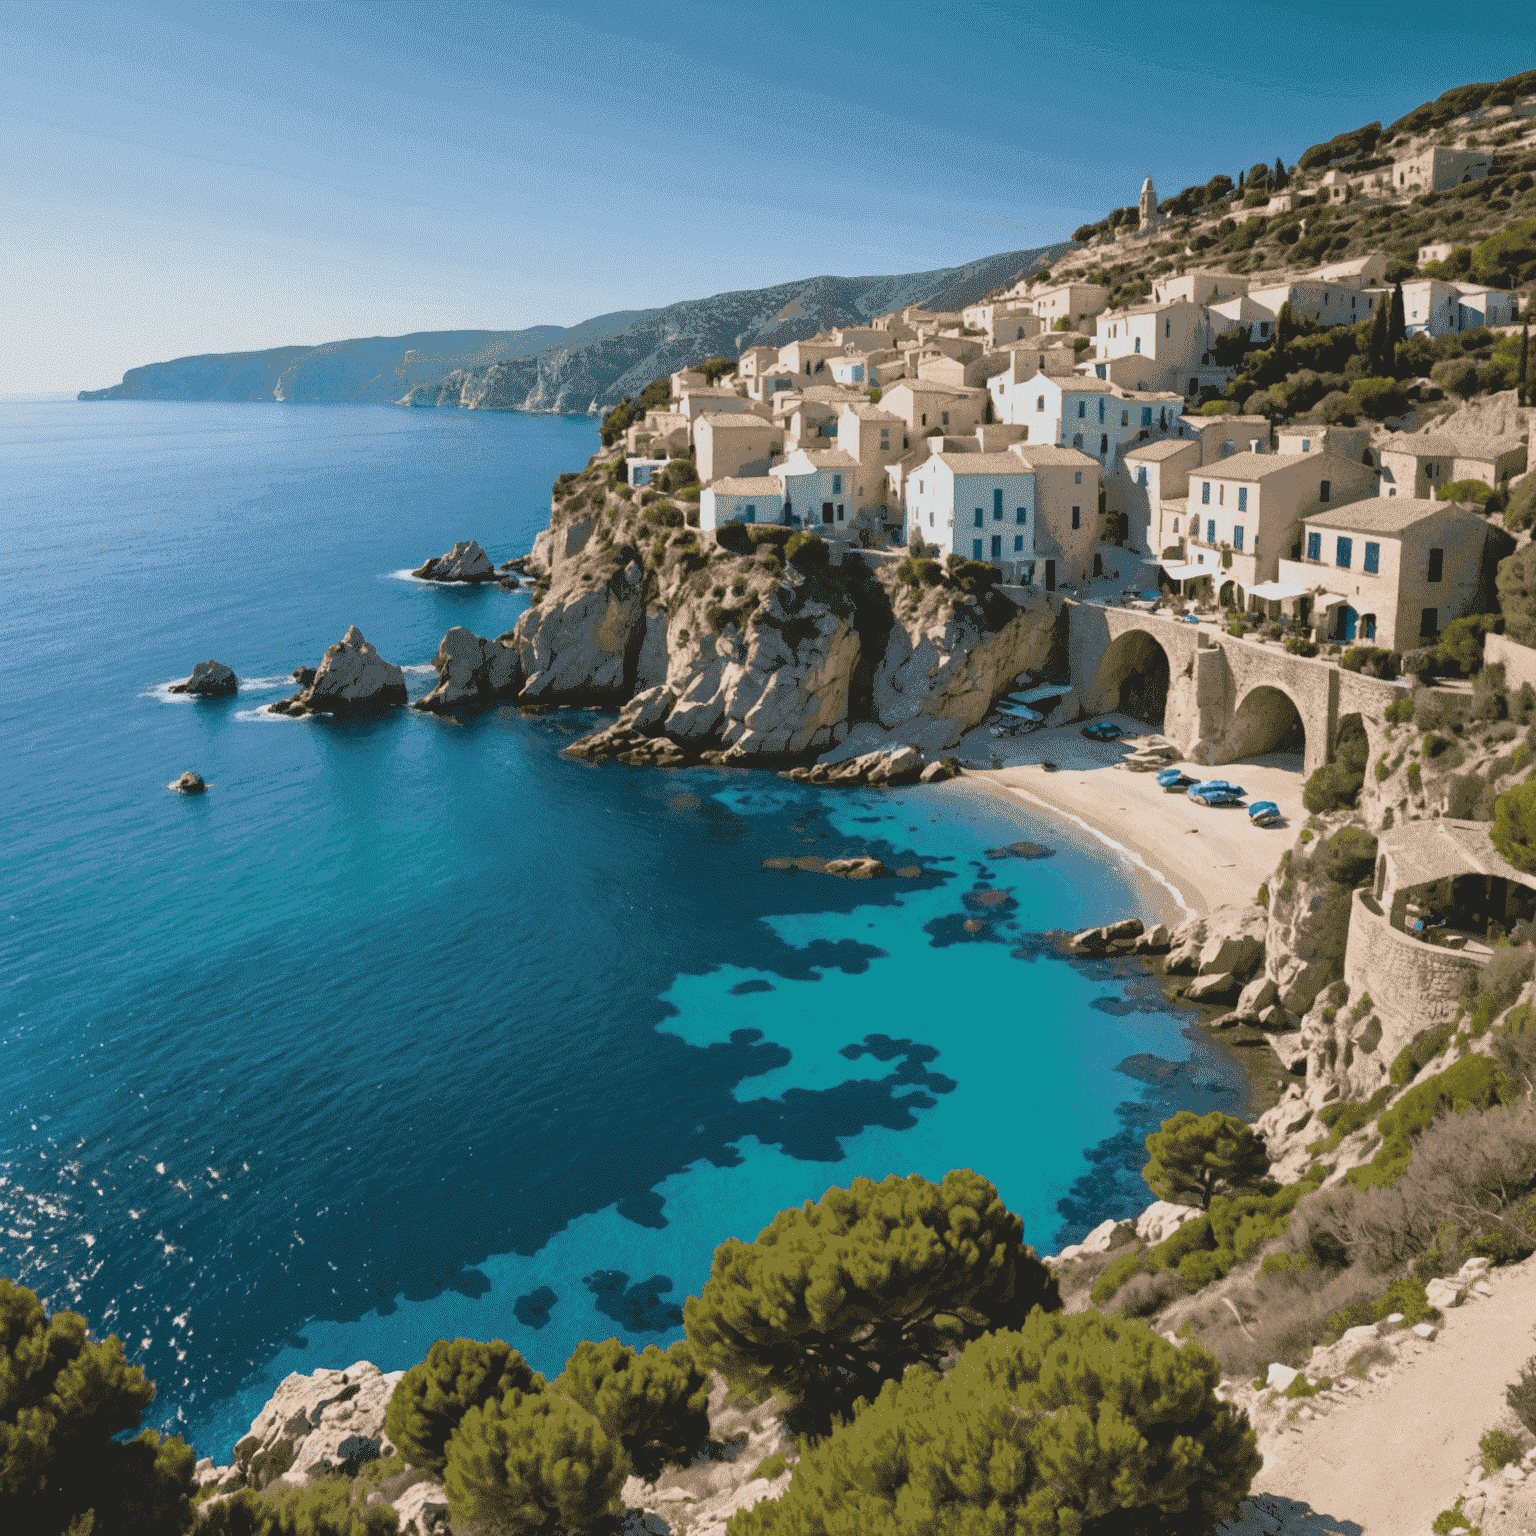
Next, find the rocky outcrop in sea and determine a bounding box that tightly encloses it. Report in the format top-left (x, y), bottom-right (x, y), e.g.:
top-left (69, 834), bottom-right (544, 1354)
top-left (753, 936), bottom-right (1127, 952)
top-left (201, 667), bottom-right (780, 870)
top-left (168, 660), bottom-right (238, 697)
top-left (412, 539), bottom-right (497, 583)
top-left (270, 627), bottom-right (407, 717)
top-left (413, 625), bottom-right (521, 713)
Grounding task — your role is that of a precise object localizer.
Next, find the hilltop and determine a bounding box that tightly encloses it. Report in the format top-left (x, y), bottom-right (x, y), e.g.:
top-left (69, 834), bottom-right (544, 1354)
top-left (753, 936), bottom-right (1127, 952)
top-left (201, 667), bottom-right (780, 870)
top-left (74, 245), bottom-right (1065, 412)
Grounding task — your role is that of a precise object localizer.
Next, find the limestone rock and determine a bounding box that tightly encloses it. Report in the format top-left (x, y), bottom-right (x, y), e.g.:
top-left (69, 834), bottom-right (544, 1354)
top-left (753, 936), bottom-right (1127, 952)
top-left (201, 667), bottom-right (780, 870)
top-left (200, 1360), bottom-right (405, 1492)
top-left (1265, 1363), bottom-right (1299, 1392)
top-left (414, 626), bottom-right (522, 713)
top-left (170, 771), bottom-right (206, 795)
top-left (1163, 905), bottom-right (1266, 981)
top-left (920, 757), bottom-right (958, 783)
top-left (1187, 971), bottom-right (1239, 1003)
top-left (391, 1480), bottom-right (451, 1536)
top-left (1080, 1217), bottom-right (1136, 1254)
top-left (413, 539), bottom-right (497, 583)
top-left (822, 857), bottom-right (891, 879)
top-left (1457, 1256), bottom-right (1492, 1283)
top-left (169, 660), bottom-right (237, 697)
top-left (1236, 975), bottom-right (1279, 1018)
top-left (270, 628), bottom-right (407, 717)
top-left (513, 566), bottom-right (649, 702)
top-left (1136, 1200), bottom-right (1205, 1246)
top-left (1068, 917), bottom-right (1144, 955)
top-left (1412, 1322), bottom-right (1438, 1340)
top-left (1133, 923), bottom-right (1172, 954)
top-left (1425, 1276), bottom-right (1465, 1309)
top-left (781, 746), bottom-right (925, 788)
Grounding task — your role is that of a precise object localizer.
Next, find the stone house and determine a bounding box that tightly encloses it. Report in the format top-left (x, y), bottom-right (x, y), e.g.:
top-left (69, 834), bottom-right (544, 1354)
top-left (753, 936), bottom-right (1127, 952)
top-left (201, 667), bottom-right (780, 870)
top-left (745, 365), bottom-right (799, 404)
top-left (877, 380), bottom-right (988, 437)
top-left (1028, 282), bottom-right (1110, 328)
top-left (1246, 279), bottom-right (1383, 329)
top-left (625, 408), bottom-right (688, 457)
top-left (1008, 444), bottom-right (1103, 586)
top-left (778, 340), bottom-right (848, 380)
top-left (735, 347), bottom-right (780, 380)
top-left (1152, 271), bottom-right (1250, 306)
top-left (1398, 279), bottom-right (1517, 337)
top-left (1391, 146), bottom-right (1492, 195)
top-left (1308, 253), bottom-right (1391, 288)
top-left (1378, 430), bottom-right (1527, 495)
top-left (771, 448), bottom-right (863, 530)
top-left (1124, 438), bottom-right (1203, 556)
top-left (670, 369), bottom-right (707, 398)
top-left (917, 352), bottom-right (1011, 390)
top-left (906, 453), bottom-right (1038, 575)
top-left (677, 387), bottom-right (758, 427)
top-left (1278, 497), bottom-right (1490, 646)
top-left (699, 477), bottom-right (784, 531)
top-left (836, 403), bottom-right (904, 479)
top-left (1089, 299), bottom-right (1233, 396)
top-left (1181, 450), bottom-right (1377, 609)
top-left (1275, 424), bottom-right (1374, 462)
top-left (694, 413), bottom-right (783, 485)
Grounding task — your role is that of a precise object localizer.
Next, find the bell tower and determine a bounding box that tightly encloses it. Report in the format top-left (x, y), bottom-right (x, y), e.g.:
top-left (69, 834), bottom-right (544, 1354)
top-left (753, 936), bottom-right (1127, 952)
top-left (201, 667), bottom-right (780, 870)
top-left (1138, 176), bottom-right (1158, 232)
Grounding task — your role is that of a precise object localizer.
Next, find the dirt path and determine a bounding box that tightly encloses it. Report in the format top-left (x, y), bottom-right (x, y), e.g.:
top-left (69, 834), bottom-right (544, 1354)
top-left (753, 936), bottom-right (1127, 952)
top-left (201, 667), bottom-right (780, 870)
top-left (1222, 1256), bottom-right (1536, 1534)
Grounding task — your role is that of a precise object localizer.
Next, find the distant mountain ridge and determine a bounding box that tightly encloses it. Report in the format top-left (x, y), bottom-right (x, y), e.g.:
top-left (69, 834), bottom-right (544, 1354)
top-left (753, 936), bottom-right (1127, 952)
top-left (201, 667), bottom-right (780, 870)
top-left (77, 244), bottom-right (1068, 413)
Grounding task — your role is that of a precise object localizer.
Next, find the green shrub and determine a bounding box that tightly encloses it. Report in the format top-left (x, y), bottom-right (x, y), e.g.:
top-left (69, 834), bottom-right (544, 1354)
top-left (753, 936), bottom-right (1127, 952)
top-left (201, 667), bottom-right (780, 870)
top-left (1312, 1087), bottom-right (1393, 1152)
top-left (1285, 636), bottom-right (1320, 656)
top-left (1408, 761), bottom-right (1423, 793)
top-left (1284, 1372), bottom-right (1332, 1399)
top-left (386, 1339), bottom-right (544, 1475)
top-left (1432, 1495), bottom-right (1478, 1534)
top-left (726, 1312), bottom-right (1261, 1536)
top-left (199, 1481), bottom-right (400, 1536)
top-left (1391, 1022), bottom-right (1455, 1086)
top-left (1386, 695), bottom-right (1414, 725)
top-left (1341, 646), bottom-right (1399, 679)
top-left (1493, 782), bottom-right (1536, 872)
top-left (784, 530), bottom-right (829, 569)
top-left (1481, 1427), bottom-right (1522, 1472)
top-left (1508, 1354), bottom-right (1536, 1434)
top-left (896, 556), bottom-right (944, 588)
top-left (1144, 1111), bottom-right (1272, 1210)
top-left (1304, 714), bottom-right (1369, 812)
top-left (1090, 1245), bottom-right (1152, 1305)
top-left (750, 1452), bottom-right (790, 1482)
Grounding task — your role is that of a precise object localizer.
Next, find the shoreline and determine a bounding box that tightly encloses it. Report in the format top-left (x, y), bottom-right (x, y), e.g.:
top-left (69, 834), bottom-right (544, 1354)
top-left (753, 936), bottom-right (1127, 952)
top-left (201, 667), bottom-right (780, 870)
top-left (953, 713), bottom-right (1307, 919)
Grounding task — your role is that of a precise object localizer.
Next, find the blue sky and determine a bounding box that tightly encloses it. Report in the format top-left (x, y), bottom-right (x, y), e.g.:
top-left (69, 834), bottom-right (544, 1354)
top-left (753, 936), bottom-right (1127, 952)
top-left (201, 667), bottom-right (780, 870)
top-left (4, 0), bottom-right (1534, 393)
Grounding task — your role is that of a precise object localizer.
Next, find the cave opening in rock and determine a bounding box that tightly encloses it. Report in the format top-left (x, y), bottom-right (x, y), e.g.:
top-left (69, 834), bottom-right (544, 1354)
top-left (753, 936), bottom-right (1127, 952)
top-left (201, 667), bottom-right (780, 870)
top-left (1094, 630), bottom-right (1170, 727)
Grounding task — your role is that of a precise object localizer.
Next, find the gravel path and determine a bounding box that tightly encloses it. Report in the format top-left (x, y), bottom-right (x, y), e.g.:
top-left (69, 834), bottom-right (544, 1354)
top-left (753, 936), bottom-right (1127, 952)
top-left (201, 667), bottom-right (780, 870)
top-left (1221, 1256), bottom-right (1536, 1535)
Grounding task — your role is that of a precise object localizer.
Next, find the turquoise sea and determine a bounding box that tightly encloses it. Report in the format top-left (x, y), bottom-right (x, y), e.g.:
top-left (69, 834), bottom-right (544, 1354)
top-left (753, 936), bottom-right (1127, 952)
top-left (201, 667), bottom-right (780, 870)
top-left (0, 400), bottom-right (1245, 1460)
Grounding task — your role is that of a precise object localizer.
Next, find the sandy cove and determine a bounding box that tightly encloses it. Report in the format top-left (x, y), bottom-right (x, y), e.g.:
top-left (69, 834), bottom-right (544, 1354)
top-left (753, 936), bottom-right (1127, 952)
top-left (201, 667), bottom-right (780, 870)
top-left (958, 712), bottom-right (1308, 917)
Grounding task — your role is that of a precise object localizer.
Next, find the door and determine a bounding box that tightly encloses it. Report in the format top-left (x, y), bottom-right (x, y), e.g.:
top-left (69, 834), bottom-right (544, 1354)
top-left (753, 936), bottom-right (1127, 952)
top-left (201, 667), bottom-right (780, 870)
top-left (1338, 606), bottom-right (1358, 642)
top-left (822, 502), bottom-right (834, 524)
top-left (991, 535), bottom-right (1002, 559)
top-left (1045, 559), bottom-right (1056, 591)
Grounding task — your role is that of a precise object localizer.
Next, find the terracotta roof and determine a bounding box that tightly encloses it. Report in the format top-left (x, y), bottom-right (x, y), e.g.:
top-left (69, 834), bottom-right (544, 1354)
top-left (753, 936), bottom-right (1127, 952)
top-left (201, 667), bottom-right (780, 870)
top-left (1011, 445), bottom-right (1100, 468)
top-left (936, 453), bottom-right (1038, 474)
top-left (708, 477), bottom-right (782, 495)
top-left (1199, 449), bottom-right (1360, 481)
top-left (697, 412), bottom-right (776, 429)
top-left (1125, 438), bottom-right (1201, 461)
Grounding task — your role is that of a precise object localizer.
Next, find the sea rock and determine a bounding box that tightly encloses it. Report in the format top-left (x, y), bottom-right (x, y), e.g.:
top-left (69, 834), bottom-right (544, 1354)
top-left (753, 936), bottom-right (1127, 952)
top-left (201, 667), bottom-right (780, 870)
top-left (1186, 971), bottom-right (1239, 1004)
top-left (514, 563), bottom-right (650, 703)
top-left (1132, 923), bottom-right (1172, 954)
top-left (1236, 975), bottom-right (1279, 1018)
top-left (171, 771), bottom-right (206, 795)
top-left (270, 627), bottom-right (407, 717)
top-left (780, 746), bottom-right (924, 788)
top-left (414, 626), bottom-right (522, 713)
top-left (1080, 1217), bottom-right (1136, 1254)
top-left (168, 660), bottom-right (238, 697)
top-left (413, 539), bottom-right (497, 583)
top-left (920, 758), bottom-right (958, 783)
top-left (292, 666), bottom-right (317, 688)
top-left (762, 855), bottom-right (890, 880)
top-left (1163, 905), bottom-right (1266, 980)
top-left (1135, 1200), bottom-right (1205, 1246)
top-left (200, 1360), bottom-right (406, 1491)
top-left (1068, 917), bottom-right (1144, 955)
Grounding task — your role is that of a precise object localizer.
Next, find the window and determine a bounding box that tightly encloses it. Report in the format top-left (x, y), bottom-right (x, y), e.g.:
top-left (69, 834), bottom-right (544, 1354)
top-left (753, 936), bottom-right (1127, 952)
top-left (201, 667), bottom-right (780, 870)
top-left (928, 512), bottom-right (934, 527)
top-left (1361, 614), bottom-right (1376, 640)
top-left (973, 539), bottom-right (984, 558)
top-left (1134, 336), bottom-right (1142, 352)
top-left (1136, 466), bottom-right (1148, 486)
top-left (1073, 433), bottom-right (1083, 448)
top-left (1098, 399), bottom-right (1105, 423)
top-left (1259, 321), bottom-right (1270, 337)
top-left (1074, 471), bottom-right (1082, 484)
top-left (1420, 607), bottom-right (1438, 638)
top-left (991, 535), bottom-right (1002, 558)
top-left (1077, 400), bottom-right (1086, 418)
top-left (1016, 506), bottom-right (1027, 523)
top-left (1300, 438), bottom-right (1311, 453)
top-left (1234, 525), bottom-right (1244, 551)
top-left (1428, 547), bottom-right (1443, 583)
top-left (974, 508), bottom-right (984, 528)
top-left (1173, 518), bottom-right (1180, 533)
top-left (832, 475), bottom-right (842, 494)
top-left (941, 411), bottom-right (949, 425)
top-left (1141, 407), bottom-right (1152, 425)
top-left (1336, 536), bottom-right (1352, 569)
top-left (1206, 518), bottom-right (1215, 543)
top-left (993, 489), bottom-right (1003, 519)
top-left (1363, 541), bottom-right (1379, 574)
top-left (1320, 479), bottom-right (1331, 502)
top-left (1014, 534), bottom-right (1024, 551)
top-left (836, 505), bottom-right (844, 520)
top-left (1218, 484), bottom-right (1225, 506)
top-left (1121, 409), bottom-right (1128, 426)
top-left (1164, 318), bottom-right (1170, 338)
top-left (1201, 482), bottom-right (1210, 504)
top-left (1237, 487), bottom-right (1247, 512)
top-left (1072, 506), bottom-right (1081, 529)
top-left (745, 504), bottom-right (756, 523)
top-left (1307, 531), bottom-right (1321, 561)
top-left (921, 414), bottom-right (927, 427)
top-left (1100, 434), bottom-right (1108, 454)
top-left (1035, 394), bottom-right (1044, 410)
top-left (1022, 426), bottom-right (1029, 441)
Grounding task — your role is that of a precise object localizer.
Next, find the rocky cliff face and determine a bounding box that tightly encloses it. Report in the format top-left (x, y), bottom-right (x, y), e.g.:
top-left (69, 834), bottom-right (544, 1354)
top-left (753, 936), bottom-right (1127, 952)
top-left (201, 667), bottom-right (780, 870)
top-left (79, 245), bottom-right (1066, 409)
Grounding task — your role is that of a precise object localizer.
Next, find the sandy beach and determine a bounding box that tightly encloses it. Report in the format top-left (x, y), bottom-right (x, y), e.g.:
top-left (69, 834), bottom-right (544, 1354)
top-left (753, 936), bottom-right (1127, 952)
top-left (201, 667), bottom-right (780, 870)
top-left (959, 713), bottom-right (1307, 917)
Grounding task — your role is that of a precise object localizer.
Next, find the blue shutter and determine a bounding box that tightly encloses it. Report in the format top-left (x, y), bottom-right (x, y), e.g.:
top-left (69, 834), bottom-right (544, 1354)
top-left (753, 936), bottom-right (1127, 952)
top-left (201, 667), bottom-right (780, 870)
top-left (1237, 487), bottom-right (1247, 511)
top-left (1014, 534), bottom-right (1024, 551)
top-left (1234, 526), bottom-right (1244, 551)
top-left (993, 489), bottom-right (1003, 518)
top-left (974, 508), bottom-right (984, 528)
top-left (972, 539), bottom-right (984, 558)
top-left (1364, 542), bottom-right (1379, 573)
top-left (1307, 531), bottom-right (1321, 561)
top-left (1336, 537), bottom-right (1352, 569)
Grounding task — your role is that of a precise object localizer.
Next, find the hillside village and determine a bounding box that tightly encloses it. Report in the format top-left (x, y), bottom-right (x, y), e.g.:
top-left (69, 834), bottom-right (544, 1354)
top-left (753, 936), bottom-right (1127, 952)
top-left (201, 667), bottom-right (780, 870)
top-left (604, 72), bottom-right (1536, 657)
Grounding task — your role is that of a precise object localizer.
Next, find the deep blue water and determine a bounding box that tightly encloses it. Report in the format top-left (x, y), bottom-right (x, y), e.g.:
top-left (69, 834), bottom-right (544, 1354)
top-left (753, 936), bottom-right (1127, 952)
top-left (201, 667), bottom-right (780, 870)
top-left (0, 401), bottom-right (1245, 1460)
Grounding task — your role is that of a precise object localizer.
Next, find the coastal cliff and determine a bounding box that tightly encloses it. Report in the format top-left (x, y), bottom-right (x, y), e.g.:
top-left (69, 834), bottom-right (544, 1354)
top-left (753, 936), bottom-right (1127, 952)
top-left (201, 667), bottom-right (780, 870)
top-left (418, 447), bottom-right (1061, 766)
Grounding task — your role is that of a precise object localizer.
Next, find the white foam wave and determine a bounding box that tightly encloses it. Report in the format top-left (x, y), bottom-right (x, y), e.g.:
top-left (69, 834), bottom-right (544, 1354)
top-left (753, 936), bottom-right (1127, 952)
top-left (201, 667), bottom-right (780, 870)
top-left (386, 568), bottom-right (432, 584)
top-left (234, 703), bottom-right (296, 723)
top-left (401, 663), bottom-right (436, 676)
top-left (142, 681), bottom-right (196, 704)
top-left (237, 675), bottom-right (292, 693)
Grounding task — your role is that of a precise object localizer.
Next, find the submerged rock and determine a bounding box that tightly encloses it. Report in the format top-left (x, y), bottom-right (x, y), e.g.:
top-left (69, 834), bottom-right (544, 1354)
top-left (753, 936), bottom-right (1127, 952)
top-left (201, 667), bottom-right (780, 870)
top-left (414, 625), bottom-right (521, 713)
top-left (763, 855), bottom-right (893, 880)
top-left (1067, 917), bottom-right (1144, 955)
top-left (270, 627), bottom-right (407, 717)
top-left (779, 746), bottom-right (924, 787)
top-left (412, 539), bottom-right (497, 583)
top-left (168, 660), bottom-right (237, 697)
top-left (170, 771), bottom-right (206, 794)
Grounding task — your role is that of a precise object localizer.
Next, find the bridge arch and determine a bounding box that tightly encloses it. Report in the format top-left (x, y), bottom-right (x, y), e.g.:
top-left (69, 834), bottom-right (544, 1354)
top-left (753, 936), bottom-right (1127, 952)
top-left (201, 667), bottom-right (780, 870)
top-left (1222, 683), bottom-right (1307, 762)
top-left (1091, 626), bottom-right (1172, 727)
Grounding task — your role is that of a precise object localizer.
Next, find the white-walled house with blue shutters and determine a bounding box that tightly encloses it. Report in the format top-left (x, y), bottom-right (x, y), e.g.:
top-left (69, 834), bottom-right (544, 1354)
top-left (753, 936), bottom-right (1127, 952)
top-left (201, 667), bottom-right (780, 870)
top-left (771, 448), bottom-right (863, 529)
top-left (906, 453), bottom-right (1037, 575)
top-left (699, 477), bottom-right (784, 531)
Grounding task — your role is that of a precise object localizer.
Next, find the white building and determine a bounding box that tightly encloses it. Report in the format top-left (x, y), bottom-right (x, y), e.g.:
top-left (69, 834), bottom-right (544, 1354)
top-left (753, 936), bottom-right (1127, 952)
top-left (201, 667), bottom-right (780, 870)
top-left (772, 448), bottom-right (863, 529)
top-left (1398, 279), bottom-right (1518, 337)
top-left (905, 453), bottom-right (1038, 574)
top-left (699, 477), bottom-right (784, 531)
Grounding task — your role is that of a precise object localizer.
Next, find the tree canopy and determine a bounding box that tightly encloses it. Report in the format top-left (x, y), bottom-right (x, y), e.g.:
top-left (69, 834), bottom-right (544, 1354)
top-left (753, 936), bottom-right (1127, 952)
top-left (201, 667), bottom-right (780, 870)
top-left (729, 1310), bottom-right (1260, 1536)
top-left (1498, 544), bottom-right (1536, 647)
top-left (198, 1482), bottom-right (398, 1536)
top-left (555, 1339), bottom-right (710, 1482)
top-left (684, 1170), bottom-right (1059, 1430)
top-left (0, 1277), bottom-right (195, 1536)
top-left (1144, 1111), bottom-right (1273, 1210)
top-left (1493, 782), bottom-right (1536, 874)
top-left (444, 1389), bottom-right (627, 1536)
top-left (384, 1337), bottom-right (544, 1475)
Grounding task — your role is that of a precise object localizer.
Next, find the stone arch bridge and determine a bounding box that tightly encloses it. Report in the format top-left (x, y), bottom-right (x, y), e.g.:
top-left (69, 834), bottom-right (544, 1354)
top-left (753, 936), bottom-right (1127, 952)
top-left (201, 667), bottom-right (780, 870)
top-left (1062, 600), bottom-right (1404, 776)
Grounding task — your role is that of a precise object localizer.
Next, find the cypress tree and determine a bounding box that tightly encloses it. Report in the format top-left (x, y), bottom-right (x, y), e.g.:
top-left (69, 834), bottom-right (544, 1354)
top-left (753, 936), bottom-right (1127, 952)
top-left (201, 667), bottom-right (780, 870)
top-left (1238, 169), bottom-right (1246, 192)
top-left (1274, 156), bottom-right (1288, 189)
top-left (1367, 294), bottom-right (1391, 375)
top-left (1520, 318), bottom-right (1530, 408)
top-left (1388, 281), bottom-right (1407, 357)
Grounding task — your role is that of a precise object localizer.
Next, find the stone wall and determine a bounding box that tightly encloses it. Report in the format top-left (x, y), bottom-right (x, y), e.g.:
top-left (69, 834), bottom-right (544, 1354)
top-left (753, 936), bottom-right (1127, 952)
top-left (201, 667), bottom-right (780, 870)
top-left (1485, 632), bottom-right (1536, 695)
top-left (1343, 888), bottom-right (1486, 1046)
